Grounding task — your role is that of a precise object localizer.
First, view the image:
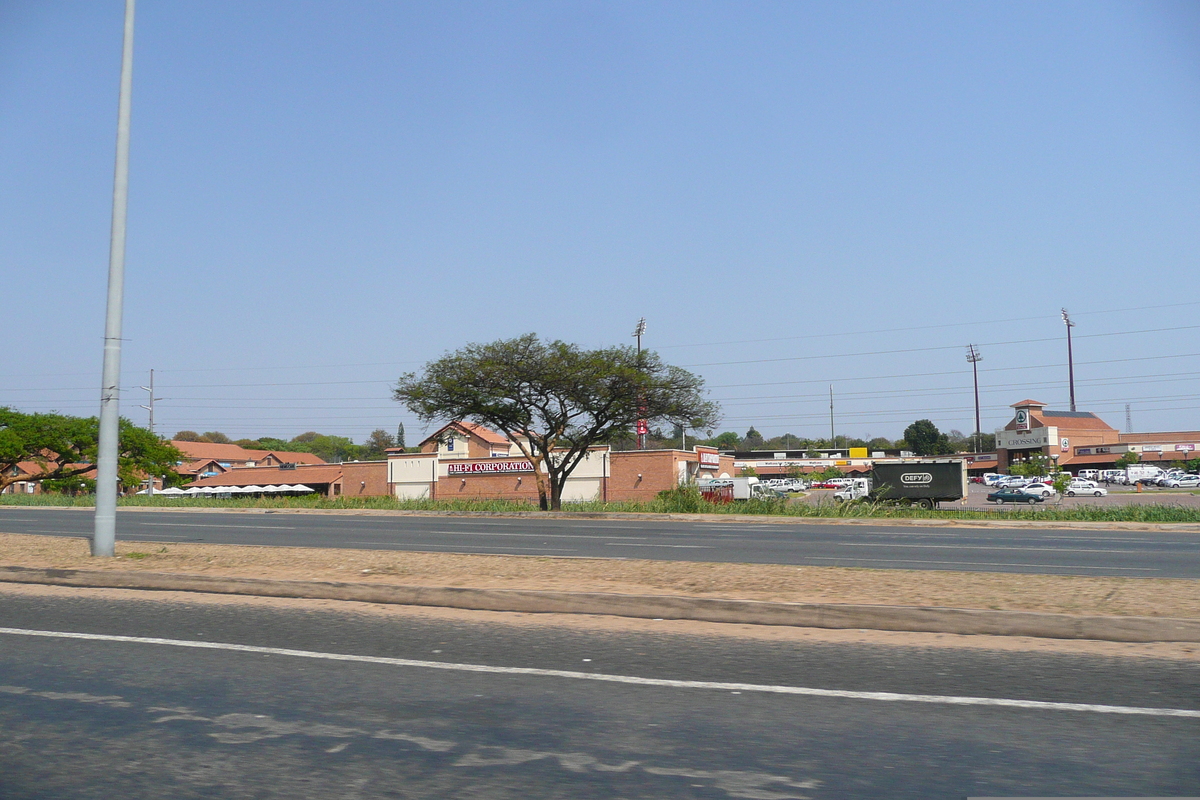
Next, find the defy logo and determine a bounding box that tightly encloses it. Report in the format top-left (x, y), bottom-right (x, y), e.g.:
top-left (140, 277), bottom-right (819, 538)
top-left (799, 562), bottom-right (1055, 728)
top-left (901, 472), bottom-right (933, 485)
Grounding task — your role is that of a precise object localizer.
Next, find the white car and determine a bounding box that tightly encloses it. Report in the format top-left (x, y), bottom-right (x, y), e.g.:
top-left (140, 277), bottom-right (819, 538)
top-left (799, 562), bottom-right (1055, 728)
top-left (1066, 480), bottom-right (1108, 497)
top-left (1167, 475), bottom-right (1200, 488)
top-left (996, 476), bottom-right (1028, 488)
top-left (1023, 482), bottom-right (1057, 498)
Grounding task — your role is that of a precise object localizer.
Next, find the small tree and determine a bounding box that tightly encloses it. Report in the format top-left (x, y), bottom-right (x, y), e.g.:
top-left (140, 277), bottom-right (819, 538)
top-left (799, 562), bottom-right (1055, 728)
top-left (1114, 451), bottom-right (1140, 470)
top-left (1009, 453), bottom-right (1053, 478)
top-left (394, 334), bottom-right (719, 510)
top-left (742, 427), bottom-right (765, 450)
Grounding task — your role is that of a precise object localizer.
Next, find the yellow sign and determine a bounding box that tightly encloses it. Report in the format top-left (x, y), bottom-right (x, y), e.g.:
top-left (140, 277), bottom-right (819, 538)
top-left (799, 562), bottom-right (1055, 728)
top-left (849, 448), bottom-right (867, 459)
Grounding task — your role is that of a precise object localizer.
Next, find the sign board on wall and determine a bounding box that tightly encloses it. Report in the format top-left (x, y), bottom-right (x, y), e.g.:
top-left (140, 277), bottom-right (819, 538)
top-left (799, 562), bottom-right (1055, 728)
top-left (698, 451), bottom-right (721, 469)
top-left (996, 429), bottom-right (1052, 450)
top-left (1061, 438), bottom-right (1069, 452)
top-left (1014, 409), bottom-right (1031, 431)
top-left (1177, 444), bottom-right (1197, 452)
top-left (446, 461), bottom-right (534, 475)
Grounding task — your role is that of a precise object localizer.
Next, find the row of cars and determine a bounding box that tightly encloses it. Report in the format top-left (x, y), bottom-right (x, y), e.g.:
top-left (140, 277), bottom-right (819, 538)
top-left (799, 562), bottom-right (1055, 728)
top-left (762, 478), bottom-right (809, 493)
top-left (985, 477), bottom-right (1109, 504)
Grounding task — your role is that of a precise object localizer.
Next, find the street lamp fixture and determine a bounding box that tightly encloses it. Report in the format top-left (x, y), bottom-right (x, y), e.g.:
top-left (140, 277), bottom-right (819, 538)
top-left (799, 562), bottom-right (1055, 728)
top-left (1061, 308), bottom-right (1076, 412)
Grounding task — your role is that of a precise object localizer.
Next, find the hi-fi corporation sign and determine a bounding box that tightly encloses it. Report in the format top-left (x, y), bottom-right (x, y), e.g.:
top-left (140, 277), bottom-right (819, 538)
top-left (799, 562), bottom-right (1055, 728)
top-left (446, 461), bottom-right (534, 475)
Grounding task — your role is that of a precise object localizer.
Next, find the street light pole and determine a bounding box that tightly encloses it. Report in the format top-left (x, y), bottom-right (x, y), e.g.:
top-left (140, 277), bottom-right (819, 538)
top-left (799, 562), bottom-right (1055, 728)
top-left (966, 345), bottom-right (982, 453)
top-left (1062, 308), bottom-right (1076, 412)
top-left (93, 0), bottom-right (136, 558)
top-left (633, 317), bottom-right (647, 450)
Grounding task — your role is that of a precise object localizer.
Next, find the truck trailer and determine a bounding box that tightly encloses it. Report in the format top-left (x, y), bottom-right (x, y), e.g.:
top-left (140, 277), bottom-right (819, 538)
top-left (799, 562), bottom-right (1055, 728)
top-left (832, 460), bottom-right (967, 509)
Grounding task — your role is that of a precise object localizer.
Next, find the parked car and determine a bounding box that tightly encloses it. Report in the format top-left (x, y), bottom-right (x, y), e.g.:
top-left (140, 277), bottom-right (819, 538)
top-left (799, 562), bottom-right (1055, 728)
top-left (996, 476), bottom-right (1029, 488)
top-left (1065, 480), bottom-right (1107, 497)
top-left (1077, 469), bottom-right (1101, 481)
top-left (1167, 474), bottom-right (1200, 488)
top-left (987, 488), bottom-right (1044, 504)
top-left (1023, 482), bottom-right (1057, 498)
top-left (981, 473), bottom-right (1005, 486)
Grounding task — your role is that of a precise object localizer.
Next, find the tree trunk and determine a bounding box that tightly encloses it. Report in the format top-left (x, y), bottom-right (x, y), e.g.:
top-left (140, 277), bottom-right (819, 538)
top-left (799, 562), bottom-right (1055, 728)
top-left (549, 475), bottom-right (563, 511)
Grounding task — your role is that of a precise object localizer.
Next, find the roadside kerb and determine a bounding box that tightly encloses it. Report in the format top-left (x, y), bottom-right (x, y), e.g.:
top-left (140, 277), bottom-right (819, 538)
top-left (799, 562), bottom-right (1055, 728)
top-left (2, 565), bottom-right (1197, 643)
top-left (4, 504), bottom-right (1200, 533)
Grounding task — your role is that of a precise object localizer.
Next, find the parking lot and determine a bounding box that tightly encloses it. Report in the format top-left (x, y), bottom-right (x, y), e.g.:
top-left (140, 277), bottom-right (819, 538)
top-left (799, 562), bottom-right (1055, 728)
top-left (802, 482), bottom-right (1200, 511)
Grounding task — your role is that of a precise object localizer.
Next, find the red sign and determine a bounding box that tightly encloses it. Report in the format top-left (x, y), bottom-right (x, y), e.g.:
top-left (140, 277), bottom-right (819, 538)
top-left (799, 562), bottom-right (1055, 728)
top-left (446, 461), bottom-right (534, 475)
top-left (636, 420), bottom-right (648, 435)
top-left (698, 450), bottom-right (720, 467)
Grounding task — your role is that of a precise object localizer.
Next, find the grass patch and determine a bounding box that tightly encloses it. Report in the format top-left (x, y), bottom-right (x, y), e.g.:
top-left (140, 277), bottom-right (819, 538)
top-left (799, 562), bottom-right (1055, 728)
top-left (3, 491), bottom-right (1200, 522)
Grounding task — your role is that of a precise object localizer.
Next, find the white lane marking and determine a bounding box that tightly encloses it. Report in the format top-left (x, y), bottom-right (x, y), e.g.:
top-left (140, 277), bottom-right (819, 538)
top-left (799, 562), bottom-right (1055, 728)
top-left (137, 523), bottom-right (297, 530)
top-left (831, 542), bottom-right (1137, 554)
top-left (362, 532), bottom-right (657, 544)
top-left (339, 543), bottom-right (581, 553)
top-left (797, 557), bottom-right (1157, 571)
top-left (2, 627), bottom-right (1196, 720)
top-left (604, 543), bottom-right (712, 549)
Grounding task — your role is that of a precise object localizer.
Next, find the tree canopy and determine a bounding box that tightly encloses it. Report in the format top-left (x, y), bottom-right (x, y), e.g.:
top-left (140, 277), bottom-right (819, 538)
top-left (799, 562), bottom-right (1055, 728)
top-left (902, 419), bottom-right (953, 456)
top-left (394, 333), bottom-right (720, 510)
top-left (1, 408), bottom-right (182, 493)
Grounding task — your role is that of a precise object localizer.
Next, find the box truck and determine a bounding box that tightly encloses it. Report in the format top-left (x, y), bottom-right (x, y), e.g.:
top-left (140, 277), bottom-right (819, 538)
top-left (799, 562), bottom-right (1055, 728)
top-left (832, 460), bottom-right (966, 509)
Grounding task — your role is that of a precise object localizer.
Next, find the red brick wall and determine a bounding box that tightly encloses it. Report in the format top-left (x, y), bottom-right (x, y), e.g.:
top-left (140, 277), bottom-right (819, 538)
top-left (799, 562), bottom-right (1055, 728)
top-left (439, 471), bottom-right (541, 503)
top-left (609, 451), bottom-right (683, 502)
top-left (342, 461), bottom-right (388, 496)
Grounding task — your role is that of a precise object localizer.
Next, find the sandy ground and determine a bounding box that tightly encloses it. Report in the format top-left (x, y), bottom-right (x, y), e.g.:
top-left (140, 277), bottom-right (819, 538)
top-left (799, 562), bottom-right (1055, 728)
top-left (3, 581), bottom-right (1198, 662)
top-left (1, 532), bottom-right (1198, 620)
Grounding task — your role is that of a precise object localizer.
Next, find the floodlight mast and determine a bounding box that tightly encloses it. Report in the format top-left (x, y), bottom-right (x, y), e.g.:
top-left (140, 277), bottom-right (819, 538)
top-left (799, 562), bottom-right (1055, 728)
top-left (1062, 308), bottom-right (1076, 412)
top-left (93, 0), bottom-right (136, 558)
top-left (966, 345), bottom-right (982, 453)
top-left (633, 318), bottom-right (647, 449)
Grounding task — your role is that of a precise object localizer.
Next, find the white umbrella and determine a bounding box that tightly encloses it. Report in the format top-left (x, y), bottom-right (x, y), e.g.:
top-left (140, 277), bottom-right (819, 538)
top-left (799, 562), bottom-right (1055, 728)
top-left (240, 485), bottom-right (265, 493)
top-left (289, 484), bottom-right (315, 493)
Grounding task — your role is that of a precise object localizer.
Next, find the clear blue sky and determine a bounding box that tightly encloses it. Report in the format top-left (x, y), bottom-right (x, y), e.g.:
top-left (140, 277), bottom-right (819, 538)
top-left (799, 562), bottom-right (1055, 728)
top-left (3, 1), bottom-right (1198, 445)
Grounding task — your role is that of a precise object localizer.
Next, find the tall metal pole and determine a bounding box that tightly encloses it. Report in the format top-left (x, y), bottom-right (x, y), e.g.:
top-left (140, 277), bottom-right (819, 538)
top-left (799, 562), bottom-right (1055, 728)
top-left (966, 345), bottom-right (982, 453)
top-left (829, 385), bottom-right (834, 450)
top-left (93, 0), bottom-right (137, 557)
top-left (1062, 308), bottom-right (1076, 412)
top-left (138, 369), bottom-right (160, 496)
top-left (633, 318), bottom-right (647, 450)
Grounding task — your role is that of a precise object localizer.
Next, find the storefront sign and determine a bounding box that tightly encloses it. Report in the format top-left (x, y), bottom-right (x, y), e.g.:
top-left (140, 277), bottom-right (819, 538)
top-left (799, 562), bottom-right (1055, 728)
top-left (698, 451), bottom-right (721, 468)
top-left (1014, 409), bottom-right (1031, 431)
top-left (1176, 444), bottom-right (1197, 452)
top-left (997, 429), bottom-right (1051, 450)
top-left (447, 460), bottom-right (534, 475)
top-left (1142, 445), bottom-right (1163, 452)
top-left (1061, 438), bottom-right (1069, 452)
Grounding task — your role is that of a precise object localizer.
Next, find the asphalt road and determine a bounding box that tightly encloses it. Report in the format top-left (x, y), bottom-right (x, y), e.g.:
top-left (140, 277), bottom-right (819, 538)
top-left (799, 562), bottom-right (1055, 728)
top-left (3, 507), bottom-right (1199, 577)
top-left (1, 588), bottom-right (1197, 799)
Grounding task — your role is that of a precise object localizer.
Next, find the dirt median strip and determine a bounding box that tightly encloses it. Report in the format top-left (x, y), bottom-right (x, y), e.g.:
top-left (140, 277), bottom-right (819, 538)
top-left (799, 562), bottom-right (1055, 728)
top-left (2, 565), bottom-right (1199, 643)
top-left (3, 532), bottom-right (1200, 643)
top-left (6, 504), bottom-right (1200, 531)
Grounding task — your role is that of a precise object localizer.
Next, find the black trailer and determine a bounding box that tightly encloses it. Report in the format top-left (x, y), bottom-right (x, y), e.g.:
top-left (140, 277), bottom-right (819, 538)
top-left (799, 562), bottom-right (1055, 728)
top-left (867, 460), bottom-right (966, 509)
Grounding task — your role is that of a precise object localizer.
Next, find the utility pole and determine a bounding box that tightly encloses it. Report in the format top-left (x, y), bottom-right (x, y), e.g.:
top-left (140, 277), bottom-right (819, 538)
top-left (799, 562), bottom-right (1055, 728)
top-left (829, 385), bottom-right (835, 451)
top-left (138, 369), bottom-right (161, 496)
top-left (138, 369), bottom-right (160, 433)
top-left (93, 0), bottom-right (136, 558)
top-left (633, 318), bottom-right (647, 450)
top-left (966, 345), bottom-right (982, 453)
top-left (1061, 308), bottom-right (1076, 412)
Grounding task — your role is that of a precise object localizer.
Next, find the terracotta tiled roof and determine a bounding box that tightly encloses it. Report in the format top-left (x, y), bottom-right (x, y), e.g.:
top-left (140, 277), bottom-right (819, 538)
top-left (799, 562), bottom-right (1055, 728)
top-left (170, 441), bottom-right (326, 465)
top-left (419, 421), bottom-right (512, 447)
top-left (1011, 399), bottom-right (1048, 408)
top-left (186, 464), bottom-right (343, 487)
top-left (1031, 411), bottom-right (1117, 432)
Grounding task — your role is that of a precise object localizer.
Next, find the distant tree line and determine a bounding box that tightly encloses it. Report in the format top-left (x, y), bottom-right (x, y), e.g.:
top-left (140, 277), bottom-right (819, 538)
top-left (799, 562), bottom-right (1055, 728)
top-left (172, 428), bottom-right (411, 463)
top-left (620, 420), bottom-right (995, 456)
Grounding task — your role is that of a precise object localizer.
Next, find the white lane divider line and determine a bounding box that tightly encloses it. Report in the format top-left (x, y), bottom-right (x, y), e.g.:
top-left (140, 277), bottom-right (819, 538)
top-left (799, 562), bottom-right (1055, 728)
top-left (2, 627), bottom-right (1197, 719)
top-left (137, 523), bottom-right (298, 530)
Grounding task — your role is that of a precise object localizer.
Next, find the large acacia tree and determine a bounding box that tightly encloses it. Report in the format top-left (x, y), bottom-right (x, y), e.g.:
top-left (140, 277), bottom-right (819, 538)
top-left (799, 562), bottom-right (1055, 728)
top-left (0, 407), bottom-right (182, 493)
top-left (394, 334), bottom-right (720, 510)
